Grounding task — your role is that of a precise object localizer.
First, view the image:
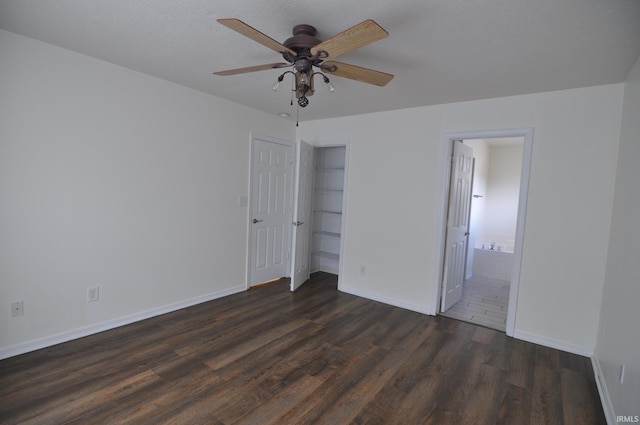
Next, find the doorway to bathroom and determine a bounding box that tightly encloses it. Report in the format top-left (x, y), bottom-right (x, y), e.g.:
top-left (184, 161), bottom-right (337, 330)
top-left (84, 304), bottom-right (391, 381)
top-left (436, 129), bottom-right (533, 336)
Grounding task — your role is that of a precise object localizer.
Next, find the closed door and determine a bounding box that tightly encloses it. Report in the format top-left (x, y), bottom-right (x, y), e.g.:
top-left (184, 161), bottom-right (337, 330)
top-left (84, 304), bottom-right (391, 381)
top-left (441, 140), bottom-right (474, 312)
top-left (249, 138), bottom-right (294, 286)
top-left (291, 140), bottom-right (314, 291)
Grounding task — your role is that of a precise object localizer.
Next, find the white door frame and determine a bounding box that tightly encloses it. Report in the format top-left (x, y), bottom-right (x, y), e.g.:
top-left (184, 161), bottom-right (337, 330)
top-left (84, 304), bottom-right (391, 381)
top-left (432, 128), bottom-right (533, 337)
top-left (310, 139), bottom-right (351, 291)
top-left (245, 133), bottom-right (295, 289)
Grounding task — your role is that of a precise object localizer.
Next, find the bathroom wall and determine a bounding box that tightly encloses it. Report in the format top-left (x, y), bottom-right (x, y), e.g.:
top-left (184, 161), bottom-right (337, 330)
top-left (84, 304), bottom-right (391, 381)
top-left (483, 143), bottom-right (523, 252)
top-left (469, 140), bottom-right (523, 253)
top-left (465, 140), bottom-right (522, 280)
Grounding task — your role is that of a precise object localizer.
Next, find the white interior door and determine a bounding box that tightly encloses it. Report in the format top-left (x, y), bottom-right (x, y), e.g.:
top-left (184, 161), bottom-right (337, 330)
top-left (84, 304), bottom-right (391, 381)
top-left (441, 140), bottom-right (474, 312)
top-left (290, 140), bottom-right (314, 291)
top-left (249, 138), bottom-right (294, 286)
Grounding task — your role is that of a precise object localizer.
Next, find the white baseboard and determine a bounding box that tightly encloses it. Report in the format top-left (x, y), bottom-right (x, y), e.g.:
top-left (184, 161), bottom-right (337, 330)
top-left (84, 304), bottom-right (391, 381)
top-left (592, 356), bottom-right (616, 425)
top-left (339, 286), bottom-right (594, 358)
top-left (339, 285), bottom-right (432, 315)
top-left (512, 329), bottom-right (593, 357)
top-left (0, 285), bottom-right (246, 360)
top-left (311, 266), bottom-right (339, 275)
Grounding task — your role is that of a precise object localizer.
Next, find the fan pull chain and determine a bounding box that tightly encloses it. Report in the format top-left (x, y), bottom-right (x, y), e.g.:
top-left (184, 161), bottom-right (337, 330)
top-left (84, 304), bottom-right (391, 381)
top-left (290, 77), bottom-right (295, 106)
top-left (290, 76), bottom-right (298, 126)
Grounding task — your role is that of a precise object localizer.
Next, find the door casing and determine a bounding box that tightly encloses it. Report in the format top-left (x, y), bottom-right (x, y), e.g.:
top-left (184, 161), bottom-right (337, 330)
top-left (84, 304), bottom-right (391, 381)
top-left (309, 139), bottom-right (350, 291)
top-left (433, 128), bottom-right (533, 337)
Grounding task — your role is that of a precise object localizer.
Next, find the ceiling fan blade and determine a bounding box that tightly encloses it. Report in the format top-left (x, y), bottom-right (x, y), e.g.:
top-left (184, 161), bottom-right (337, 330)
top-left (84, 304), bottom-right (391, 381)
top-left (218, 18), bottom-right (296, 56)
top-left (323, 61), bottom-right (394, 86)
top-left (213, 62), bottom-right (290, 76)
top-left (311, 20), bottom-right (388, 59)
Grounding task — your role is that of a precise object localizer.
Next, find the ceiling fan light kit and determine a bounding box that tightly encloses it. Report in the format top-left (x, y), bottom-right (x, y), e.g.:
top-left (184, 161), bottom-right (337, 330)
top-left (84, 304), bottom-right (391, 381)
top-left (214, 18), bottom-right (394, 115)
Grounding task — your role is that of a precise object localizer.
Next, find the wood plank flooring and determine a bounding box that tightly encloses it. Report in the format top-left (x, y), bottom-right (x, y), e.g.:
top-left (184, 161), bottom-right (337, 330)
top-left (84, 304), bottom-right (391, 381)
top-left (0, 272), bottom-right (606, 424)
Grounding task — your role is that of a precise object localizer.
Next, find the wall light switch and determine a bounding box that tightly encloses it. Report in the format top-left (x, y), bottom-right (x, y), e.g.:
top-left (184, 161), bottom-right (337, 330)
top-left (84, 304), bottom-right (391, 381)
top-left (238, 195), bottom-right (248, 207)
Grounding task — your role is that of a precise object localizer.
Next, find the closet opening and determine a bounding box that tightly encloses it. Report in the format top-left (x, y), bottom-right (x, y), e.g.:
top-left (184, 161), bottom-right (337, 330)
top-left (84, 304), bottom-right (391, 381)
top-left (310, 146), bottom-right (346, 276)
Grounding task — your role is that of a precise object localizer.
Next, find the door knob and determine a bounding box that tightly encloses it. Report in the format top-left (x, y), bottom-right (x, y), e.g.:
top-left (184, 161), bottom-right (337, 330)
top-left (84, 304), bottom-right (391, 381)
top-left (252, 218), bottom-right (263, 224)
top-left (293, 221), bottom-right (304, 226)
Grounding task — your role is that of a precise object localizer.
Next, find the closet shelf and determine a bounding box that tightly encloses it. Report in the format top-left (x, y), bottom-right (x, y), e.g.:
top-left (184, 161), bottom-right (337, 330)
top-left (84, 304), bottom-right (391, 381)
top-left (315, 188), bottom-right (344, 193)
top-left (313, 231), bottom-right (341, 238)
top-left (312, 146), bottom-right (346, 276)
top-left (313, 210), bottom-right (342, 215)
top-left (313, 251), bottom-right (340, 261)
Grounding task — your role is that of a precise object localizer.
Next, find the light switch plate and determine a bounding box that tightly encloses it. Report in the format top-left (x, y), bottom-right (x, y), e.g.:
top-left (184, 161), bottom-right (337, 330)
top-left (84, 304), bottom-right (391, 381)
top-left (11, 300), bottom-right (24, 317)
top-left (87, 286), bottom-right (100, 302)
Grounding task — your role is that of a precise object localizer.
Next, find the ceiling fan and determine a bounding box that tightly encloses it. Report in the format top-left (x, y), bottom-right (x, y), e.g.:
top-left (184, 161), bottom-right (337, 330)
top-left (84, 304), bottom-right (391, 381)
top-left (213, 18), bottom-right (394, 108)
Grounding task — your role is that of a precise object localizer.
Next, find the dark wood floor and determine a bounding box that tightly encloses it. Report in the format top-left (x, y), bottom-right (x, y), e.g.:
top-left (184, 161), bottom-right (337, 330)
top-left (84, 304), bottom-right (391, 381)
top-left (0, 272), bottom-right (605, 424)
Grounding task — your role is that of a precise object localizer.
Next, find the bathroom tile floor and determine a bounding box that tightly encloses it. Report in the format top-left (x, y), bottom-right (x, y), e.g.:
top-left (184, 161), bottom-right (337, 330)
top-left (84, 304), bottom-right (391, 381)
top-left (441, 275), bottom-right (510, 332)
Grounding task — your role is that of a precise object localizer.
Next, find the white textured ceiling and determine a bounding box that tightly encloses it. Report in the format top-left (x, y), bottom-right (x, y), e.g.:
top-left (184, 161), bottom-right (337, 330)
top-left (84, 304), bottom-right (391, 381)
top-left (1, 0), bottom-right (640, 122)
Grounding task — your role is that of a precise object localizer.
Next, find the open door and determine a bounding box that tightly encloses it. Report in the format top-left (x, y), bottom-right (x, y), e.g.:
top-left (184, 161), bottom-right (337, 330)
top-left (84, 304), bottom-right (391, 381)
top-left (290, 140), bottom-right (315, 291)
top-left (441, 140), bottom-right (474, 312)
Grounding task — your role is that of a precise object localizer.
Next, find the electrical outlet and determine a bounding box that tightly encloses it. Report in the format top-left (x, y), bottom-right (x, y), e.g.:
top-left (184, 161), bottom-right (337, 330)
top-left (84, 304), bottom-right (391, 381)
top-left (87, 286), bottom-right (100, 302)
top-left (11, 300), bottom-right (23, 317)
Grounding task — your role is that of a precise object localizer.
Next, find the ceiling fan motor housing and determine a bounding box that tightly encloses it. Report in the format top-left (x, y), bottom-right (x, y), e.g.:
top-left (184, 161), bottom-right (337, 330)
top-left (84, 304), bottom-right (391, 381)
top-left (283, 25), bottom-right (322, 53)
top-left (283, 24), bottom-right (330, 75)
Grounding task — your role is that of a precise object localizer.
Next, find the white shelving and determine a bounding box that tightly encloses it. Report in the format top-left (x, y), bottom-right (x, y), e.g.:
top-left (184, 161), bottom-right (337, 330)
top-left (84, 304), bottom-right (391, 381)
top-left (311, 146), bottom-right (345, 275)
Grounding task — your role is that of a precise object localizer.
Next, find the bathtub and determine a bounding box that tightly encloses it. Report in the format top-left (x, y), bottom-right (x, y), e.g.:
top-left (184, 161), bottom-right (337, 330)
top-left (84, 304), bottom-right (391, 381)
top-left (472, 248), bottom-right (514, 281)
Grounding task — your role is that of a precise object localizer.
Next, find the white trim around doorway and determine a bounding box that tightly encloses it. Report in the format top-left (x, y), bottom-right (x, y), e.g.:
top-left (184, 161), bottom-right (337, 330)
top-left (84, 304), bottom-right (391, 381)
top-left (432, 128), bottom-right (534, 337)
top-left (308, 139), bottom-right (351, 292)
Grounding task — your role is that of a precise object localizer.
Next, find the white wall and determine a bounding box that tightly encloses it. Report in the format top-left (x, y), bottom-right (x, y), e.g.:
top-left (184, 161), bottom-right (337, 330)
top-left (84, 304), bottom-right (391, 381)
top-left (0, 30), bottom-right (294, 357)
top-left (466, 139), bottom-right (523, 253)
top-left (594, 56), bottom-right (640, 423)
top-left (298, 83), bottom-right (623, 355)
top-left (483, 144), bottom-right (523, 253)
top-left (0, 27), bottom-right (629, 366)
top-left (301, 108), bottom-right (445, 314)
